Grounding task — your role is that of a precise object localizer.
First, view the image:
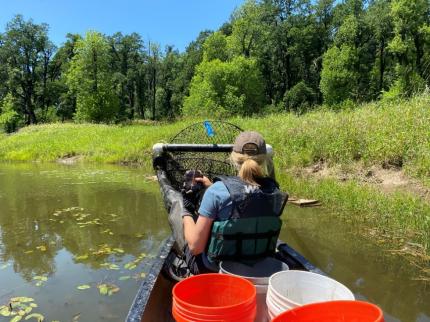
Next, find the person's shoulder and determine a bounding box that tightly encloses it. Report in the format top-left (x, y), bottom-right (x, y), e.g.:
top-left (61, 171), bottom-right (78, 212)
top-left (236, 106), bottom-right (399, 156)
top-left (207, 181), bottom-right (228, 195)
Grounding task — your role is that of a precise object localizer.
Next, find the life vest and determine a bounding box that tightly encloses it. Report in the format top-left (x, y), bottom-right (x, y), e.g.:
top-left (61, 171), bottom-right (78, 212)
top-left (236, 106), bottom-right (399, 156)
top-left (206, 175), bottom-right (287, 262)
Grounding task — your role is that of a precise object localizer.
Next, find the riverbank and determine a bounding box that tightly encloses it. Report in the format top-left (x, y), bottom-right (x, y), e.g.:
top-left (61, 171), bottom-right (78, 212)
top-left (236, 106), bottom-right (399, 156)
top-left (0, 94), bottom-right (429, 268)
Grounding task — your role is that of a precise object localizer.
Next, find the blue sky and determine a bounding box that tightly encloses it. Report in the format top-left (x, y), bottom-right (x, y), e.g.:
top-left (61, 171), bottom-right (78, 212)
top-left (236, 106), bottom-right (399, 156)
top-left (0, 0), bottom-right (245, 51)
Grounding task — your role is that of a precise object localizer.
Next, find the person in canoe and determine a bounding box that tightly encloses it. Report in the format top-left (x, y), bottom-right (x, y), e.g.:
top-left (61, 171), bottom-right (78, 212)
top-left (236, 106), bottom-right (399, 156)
top-left (181, 131), bottom-right (288, 274)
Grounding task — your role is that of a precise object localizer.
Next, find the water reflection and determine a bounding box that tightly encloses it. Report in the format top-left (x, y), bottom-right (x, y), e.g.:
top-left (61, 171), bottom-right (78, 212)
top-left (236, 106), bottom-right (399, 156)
top-left (0, 163), bottom-right (169, 321)
top-left (1, 162), bottom-right (429, 321)
top-left (280, 206), bottom-right (430, 322)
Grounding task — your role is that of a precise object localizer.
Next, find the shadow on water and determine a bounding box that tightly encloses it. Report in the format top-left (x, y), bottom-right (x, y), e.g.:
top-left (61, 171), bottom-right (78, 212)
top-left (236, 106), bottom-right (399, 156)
top-left (0, 162), bottom-right (169, 321)
top-left (280, 206), bottom-right (430, 322)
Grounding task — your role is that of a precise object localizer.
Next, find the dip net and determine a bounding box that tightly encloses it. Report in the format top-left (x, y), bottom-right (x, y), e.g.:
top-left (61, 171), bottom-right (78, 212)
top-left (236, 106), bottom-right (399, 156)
top-left (165, 121), bottom-right (243, 190)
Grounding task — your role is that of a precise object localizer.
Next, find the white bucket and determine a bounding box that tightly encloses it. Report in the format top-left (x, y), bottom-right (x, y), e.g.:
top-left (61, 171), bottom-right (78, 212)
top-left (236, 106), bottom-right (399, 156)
top-left (220, 258), bottom-right (289, 322)
top-left (266, 270), bottom-right (355, 319)
top-left (266, 287), bottom-right (284, 319)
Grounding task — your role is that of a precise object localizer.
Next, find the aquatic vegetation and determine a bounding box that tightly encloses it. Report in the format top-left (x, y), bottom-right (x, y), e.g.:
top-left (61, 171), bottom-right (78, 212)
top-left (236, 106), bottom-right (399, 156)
top-left (97, 283), bottom-right (120, 296)
top-left (0, 297), bottom-right (44, 321)
top-left (32, 276), bottom-right (47, 287)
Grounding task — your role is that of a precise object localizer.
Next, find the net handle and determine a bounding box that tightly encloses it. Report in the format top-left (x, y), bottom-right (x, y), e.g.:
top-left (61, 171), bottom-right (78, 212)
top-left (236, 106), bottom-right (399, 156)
top-left (153, 143), bottom-right (273, 155)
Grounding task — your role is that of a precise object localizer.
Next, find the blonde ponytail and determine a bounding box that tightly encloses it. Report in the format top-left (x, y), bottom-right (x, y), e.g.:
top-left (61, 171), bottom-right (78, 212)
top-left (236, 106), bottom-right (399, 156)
top-left (230, 151), bottom-right (269, 186)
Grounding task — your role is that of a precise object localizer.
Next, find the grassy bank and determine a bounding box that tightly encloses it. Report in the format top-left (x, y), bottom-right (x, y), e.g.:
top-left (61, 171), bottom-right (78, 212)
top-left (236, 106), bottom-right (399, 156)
top-left (279, 174), bottom-right (430, 264)
top-left (0, 94), bottom-right (429, 259)
top-left (1, 95), bottom-right (429, 182)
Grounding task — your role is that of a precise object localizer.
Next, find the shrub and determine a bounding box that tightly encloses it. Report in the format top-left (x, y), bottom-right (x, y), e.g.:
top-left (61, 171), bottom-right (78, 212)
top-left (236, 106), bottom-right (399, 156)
top-left (283, 81), bottom-right (316, 113)
top-left (0, 94), bottom-right (22, 133)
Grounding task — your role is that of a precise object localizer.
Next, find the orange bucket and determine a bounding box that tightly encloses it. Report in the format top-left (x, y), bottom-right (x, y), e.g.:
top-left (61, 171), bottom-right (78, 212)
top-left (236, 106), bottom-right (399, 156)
top-left (271, 300), bottom-right (384, 322)
top-left (172, 273), bottom-right (256, 322)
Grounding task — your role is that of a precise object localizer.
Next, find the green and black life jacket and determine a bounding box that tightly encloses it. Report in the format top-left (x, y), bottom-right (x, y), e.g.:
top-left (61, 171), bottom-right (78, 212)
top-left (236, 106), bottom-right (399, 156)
top-left (206, 175), bottom-right (287, 263)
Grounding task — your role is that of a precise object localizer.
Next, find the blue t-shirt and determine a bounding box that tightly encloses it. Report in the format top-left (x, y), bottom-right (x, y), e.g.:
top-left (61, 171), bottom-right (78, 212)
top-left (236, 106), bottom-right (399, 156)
top-left (198, 181), bottom-right (232, 220)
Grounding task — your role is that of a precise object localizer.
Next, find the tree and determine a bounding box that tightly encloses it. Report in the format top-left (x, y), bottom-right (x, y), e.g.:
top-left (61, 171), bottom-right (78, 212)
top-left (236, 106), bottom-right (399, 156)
top-left (173, 30), bottom-right (212, 106)
top-left (66, 31), bottom-right (119, 123)
top-left (109, 32), bottom-right (145, 120)
top-left (156, 46), bottom-right (182, 119)
top-left (320, 44), bottom-right (359, 105)
top-left (50, 33), bottom-right (82, 121)
top-left (228, 0), bottom-right (268, 58)
top-left (387, 0), bottom-right (430, 97)
top-left (146, 42), bottom-right (161, 120)
top-left (203, 32), bottom-right (229, 62)
top-left (183, 56), bottom-right (265, 116)
top-left (0, 15), bottom-right (54, 124)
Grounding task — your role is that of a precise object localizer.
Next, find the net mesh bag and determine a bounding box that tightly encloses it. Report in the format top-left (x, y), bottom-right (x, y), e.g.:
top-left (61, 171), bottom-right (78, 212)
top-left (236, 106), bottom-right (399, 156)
top-left (166, 121), bottom-right (243, 189)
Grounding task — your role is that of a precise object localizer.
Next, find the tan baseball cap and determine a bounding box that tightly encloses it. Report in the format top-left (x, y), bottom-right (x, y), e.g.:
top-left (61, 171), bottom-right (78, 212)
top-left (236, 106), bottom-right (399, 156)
top-left (233, 131), bottom-right (266, 155)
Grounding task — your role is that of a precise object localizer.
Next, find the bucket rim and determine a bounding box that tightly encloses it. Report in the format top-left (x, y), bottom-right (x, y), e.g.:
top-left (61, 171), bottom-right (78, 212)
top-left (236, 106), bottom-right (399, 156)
top-left (219, 258), bottom-right (289, 282)
top-left (173, 273), bottom-right (257, 313)
top-left (271, 300), bottom-right (384, 322)
top-left (268, 270), bottom-right (355, 306)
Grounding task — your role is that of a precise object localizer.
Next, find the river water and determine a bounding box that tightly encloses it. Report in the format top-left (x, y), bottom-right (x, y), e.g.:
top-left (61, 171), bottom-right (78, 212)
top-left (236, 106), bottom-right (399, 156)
top-left (0, 163), bottom-right (428, 321)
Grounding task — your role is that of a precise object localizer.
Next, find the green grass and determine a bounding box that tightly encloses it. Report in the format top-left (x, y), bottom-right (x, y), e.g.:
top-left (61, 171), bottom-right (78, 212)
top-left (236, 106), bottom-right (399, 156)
top-left (1, 94), bottom-right (429, 258)
top-left (278, 174), bottom-right (430, 258)
top-left (0, 121), bottom-right (188, 167)
top-left (2, 95), bottom-right (429, 182)
top-left (233, 94), bottom-right (430, 184)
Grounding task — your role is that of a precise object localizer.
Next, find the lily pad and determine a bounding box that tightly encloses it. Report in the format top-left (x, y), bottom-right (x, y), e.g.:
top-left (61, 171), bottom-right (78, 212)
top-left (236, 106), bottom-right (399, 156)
top-left (0, 306), bottom-right (11, 317)
top-left (24, 313), bottom-right (44, 321)
top-left (97, 284), bottom-right (108, 295)
top-left (74, 254), bottom-right (89, 260)
top-left (10, 297), bottom-right (34, 303)
top-left (97, 283), bottom-right (120, 296)
top-left (76, 285), bottom-right (91, 290)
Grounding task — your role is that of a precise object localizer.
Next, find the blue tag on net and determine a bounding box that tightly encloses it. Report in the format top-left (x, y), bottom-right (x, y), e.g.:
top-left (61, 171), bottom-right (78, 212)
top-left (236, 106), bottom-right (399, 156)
top-left (204, 121), bottom-right (215, 137)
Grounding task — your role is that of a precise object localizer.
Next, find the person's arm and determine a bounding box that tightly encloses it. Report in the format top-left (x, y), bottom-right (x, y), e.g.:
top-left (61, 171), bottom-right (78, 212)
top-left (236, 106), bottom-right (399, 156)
top-left (183, 176), bottom-right (216, 255)
top-left (183, 215), bottom-right (213, 255)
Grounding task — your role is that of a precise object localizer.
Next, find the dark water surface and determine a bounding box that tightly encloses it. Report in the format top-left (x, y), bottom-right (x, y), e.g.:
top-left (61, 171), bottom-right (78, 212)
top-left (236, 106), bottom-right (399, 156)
top-left (280, 207), bottom-right (430, 322)
top-left (0, 163), bottom-right (169, 322)
top-left (0, 163), bottom-right (429, 322)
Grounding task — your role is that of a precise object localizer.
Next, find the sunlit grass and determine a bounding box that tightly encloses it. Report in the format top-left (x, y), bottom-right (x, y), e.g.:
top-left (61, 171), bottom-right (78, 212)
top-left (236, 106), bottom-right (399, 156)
top-left (1, 94), bottom-right (429, 182)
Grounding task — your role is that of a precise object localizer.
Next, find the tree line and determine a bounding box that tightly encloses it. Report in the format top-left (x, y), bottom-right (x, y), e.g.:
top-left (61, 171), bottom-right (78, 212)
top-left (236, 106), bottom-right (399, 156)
top-left (0, 0), bottom-right (429, 131)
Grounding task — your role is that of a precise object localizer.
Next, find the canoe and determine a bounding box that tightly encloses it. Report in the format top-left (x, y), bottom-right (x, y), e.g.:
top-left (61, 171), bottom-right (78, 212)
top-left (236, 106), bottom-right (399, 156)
top-left (126, 239), bottom-right (324, 322)
top-left (126, 122), bottom-right (325, 322)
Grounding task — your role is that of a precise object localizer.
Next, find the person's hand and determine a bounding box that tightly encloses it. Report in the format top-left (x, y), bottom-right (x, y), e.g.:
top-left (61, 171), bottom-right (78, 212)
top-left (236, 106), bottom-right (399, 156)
top-left (182, 195), bottom-right (196, 217)
top-left (194, 176), bottom-right (212, 188)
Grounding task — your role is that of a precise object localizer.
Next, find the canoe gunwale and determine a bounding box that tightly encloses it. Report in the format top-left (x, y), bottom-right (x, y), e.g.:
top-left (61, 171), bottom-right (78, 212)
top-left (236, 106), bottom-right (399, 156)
top-left (125, 236), bottom-right (175, 322)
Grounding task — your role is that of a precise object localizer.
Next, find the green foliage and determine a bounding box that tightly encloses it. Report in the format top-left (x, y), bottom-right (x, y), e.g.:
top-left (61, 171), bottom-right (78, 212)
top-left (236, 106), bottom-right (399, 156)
top-left (0, 93), bottom-right (22, 133)
top-left (183, 56), bottom-right (265, 116)
top-left (388, 0), bottom-right (430, 96)
top-left (383, 68), bottom-right (427, 100)
top-left (283, 81), bottom-right (316, 113)
top-left (66, 31), bottom-right (119, 123)
top-left (0, 15), bottom-right (55, 125)
top-left (1, 0), bottom-right (430, 122)
top-left (203, 32), bottom-right (228, 62)
top-left (228, 0), bottom-right (267, 58)
top-left (320, 45), bottom-right (359, 105)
